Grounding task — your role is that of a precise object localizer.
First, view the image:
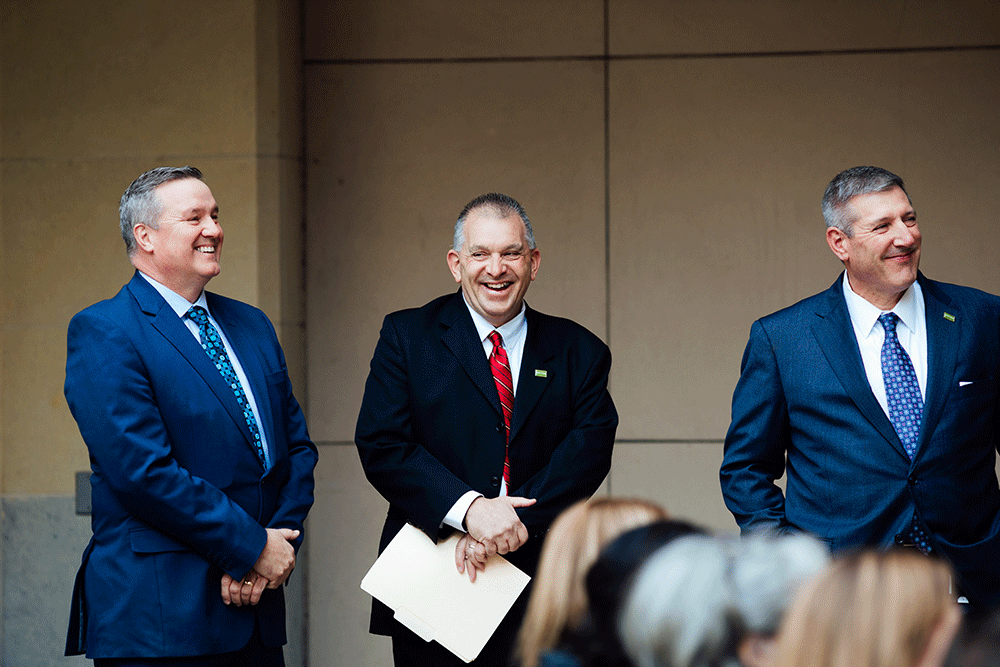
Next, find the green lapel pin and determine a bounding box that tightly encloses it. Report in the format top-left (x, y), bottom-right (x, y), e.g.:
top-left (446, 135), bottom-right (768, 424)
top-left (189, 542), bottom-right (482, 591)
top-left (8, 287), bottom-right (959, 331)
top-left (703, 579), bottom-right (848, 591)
top-left (535, 369), bottom-right (548, 378)
top-left (943, 312), bottom-right (955, 322)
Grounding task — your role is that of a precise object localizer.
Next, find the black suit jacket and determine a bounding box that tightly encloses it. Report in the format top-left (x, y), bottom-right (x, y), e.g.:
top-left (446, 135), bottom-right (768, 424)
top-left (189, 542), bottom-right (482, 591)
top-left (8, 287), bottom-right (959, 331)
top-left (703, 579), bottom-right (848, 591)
top-left (355, 291), bottom-right (618, 635)
top-left (721, 273), bottom-right (1000, 608)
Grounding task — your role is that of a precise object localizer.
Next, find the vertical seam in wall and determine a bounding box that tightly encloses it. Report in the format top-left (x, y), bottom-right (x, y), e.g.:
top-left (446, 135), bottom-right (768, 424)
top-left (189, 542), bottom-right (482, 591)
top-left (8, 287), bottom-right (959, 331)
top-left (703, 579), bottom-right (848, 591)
top-left (603, 0), bottom-right (613, 497)
top-left (297, 2), bottom-right (309, 665)
top-left (603, 0), bottom-right (611, 350)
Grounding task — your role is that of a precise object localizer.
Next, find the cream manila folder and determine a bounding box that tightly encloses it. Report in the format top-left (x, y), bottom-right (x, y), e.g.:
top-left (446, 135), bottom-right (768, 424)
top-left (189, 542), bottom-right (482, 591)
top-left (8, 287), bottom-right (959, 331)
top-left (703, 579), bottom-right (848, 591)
top-left (360, 523), bottom-right (531, 663)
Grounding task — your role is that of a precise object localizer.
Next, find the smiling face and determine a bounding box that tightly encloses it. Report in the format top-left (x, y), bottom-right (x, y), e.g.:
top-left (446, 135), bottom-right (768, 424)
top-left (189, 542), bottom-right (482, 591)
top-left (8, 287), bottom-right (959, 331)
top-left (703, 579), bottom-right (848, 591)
top-left (826, 185), bottom-right (921, 310)
top-left (131, 177), bottom-right (223, 302)
top-left (447, 210), bottom-right (540, 328)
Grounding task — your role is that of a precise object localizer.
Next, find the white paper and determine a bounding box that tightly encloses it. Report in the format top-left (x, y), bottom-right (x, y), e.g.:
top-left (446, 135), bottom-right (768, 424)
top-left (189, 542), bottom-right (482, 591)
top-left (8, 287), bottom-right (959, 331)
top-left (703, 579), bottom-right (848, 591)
top-left (360, 523), bottom-right (531, 663)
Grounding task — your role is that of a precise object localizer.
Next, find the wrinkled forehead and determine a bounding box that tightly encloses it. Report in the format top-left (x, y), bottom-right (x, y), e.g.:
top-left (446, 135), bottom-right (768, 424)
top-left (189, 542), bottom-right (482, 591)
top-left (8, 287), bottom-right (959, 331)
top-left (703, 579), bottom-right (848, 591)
top-left (462, 211), bottom-right (529, 249)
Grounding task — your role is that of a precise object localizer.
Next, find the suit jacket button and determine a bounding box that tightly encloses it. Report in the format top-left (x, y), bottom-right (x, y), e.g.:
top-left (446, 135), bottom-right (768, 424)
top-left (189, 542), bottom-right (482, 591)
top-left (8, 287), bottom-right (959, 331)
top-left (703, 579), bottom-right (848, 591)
top-left (491, 476), bottom-right (500, 487)
top-left (908, 474), bottom-right (916, 485)
top-left (496, 422), bottom-right (504, 433)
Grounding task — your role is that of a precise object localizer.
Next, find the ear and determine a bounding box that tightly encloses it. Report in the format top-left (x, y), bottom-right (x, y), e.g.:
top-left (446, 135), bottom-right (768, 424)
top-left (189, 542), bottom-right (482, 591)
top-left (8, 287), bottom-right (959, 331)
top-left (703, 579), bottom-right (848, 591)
top-left (447, 249), bottom-right (462, 283)
top-left (826, 226), bottom-right (850, 263)
top-left (528, 249), bottom-right (541, 281)
top-left (133, 224), bottom-right (155, 253)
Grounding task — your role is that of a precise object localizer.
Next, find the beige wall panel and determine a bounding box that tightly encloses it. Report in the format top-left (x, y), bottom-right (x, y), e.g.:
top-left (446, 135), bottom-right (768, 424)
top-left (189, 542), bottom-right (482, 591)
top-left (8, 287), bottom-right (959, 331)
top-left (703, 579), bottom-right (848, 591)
top-left (3, 328), bottom-right (86, 494)
top-left (2, 0), bottom-right (257, 160)
top-left (305, 0), bottom-right (603, 60)
top-left (609, 52), bottom-right (1000, 441)
top-left (3, 160), bottom-right (262, 331)
top-left (308, 443), bottom-right (392, 667)
top-left (610, 0), bottom-right (1000, 55)
top-left (609, 441), bottom-right (738, 534)
top-left (305, 61), bottom-right (605, 442)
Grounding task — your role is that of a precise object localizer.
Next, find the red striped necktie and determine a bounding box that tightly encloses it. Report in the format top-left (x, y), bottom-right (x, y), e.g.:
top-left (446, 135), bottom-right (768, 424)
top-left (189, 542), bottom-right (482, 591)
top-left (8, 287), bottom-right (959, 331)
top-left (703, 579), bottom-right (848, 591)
top-left (488, 331), bottom-right (513, 487)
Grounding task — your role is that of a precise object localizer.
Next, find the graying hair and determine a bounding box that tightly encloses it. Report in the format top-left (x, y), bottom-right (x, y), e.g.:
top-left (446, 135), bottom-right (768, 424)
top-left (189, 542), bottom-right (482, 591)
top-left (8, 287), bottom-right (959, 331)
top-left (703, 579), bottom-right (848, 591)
top-left (453, 192), bottom-right (536, 252)
top-left (821, 165), bottom-right (909, 236)
top-left (120, 166), bottom-right (204, 255)
top-left (618, 533), bottom-right (829, 667)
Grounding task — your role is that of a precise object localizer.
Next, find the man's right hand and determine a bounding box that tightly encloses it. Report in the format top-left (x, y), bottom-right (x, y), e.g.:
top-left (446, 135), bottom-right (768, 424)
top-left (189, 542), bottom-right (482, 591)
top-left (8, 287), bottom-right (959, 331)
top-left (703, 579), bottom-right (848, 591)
top-left (464, 495), bottom-right (536, 556)
top-left (252, 527), bottom-right (300, 588)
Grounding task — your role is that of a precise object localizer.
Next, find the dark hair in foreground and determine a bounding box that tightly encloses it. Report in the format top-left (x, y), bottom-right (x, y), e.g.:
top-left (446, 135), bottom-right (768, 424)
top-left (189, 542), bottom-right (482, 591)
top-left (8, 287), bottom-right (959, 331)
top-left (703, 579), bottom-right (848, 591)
top-left (120, 166), bottom-right (204, 255)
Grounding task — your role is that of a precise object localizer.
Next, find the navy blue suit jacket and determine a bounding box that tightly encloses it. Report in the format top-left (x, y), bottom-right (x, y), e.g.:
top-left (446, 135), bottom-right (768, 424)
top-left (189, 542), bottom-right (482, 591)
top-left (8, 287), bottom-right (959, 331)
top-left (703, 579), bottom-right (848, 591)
top-left (64, 272), bottom-right (318, 658)
top-left (355, 291), bottom-right (618, 636)
top-left (721, 273), bottom-right (1000, 608)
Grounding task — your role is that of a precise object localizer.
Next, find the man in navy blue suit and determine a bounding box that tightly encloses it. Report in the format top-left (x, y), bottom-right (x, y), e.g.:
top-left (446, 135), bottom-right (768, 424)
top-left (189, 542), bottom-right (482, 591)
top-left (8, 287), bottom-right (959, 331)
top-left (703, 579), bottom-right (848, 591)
top-left (721, 166), bottom-right (1000, 610)
top-left (64, 166), bottom-right (318, 665)
top-left (355, 193), bottom-right (618, 666)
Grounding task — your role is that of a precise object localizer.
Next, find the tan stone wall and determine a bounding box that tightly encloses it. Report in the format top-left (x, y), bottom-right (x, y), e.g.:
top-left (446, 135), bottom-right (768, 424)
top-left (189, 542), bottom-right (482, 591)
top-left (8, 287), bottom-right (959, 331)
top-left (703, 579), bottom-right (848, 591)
top-left (303, 2), bottom-right (1000, 665)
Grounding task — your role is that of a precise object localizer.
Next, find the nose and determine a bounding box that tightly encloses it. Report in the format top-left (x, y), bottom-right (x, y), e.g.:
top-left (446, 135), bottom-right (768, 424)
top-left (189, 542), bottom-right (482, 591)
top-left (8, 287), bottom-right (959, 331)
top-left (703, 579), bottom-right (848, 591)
top-left (201, 217), bottom-right (222, 237)
top-left (486, 253), bottom-right (503, 276)
top-left (893, 220), bottom-right (917, 246)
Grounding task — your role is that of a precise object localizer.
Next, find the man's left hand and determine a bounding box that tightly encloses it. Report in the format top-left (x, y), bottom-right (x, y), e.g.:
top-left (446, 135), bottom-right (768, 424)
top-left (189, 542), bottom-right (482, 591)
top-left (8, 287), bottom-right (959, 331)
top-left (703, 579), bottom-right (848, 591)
top-left (221, 570), bottom-right (268, 606)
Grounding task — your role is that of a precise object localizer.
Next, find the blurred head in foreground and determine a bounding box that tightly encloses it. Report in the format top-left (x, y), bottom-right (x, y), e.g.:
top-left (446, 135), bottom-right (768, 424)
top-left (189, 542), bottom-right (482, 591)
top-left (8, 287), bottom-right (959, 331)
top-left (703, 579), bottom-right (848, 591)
top-left (517, 497), bottom-right (668, 667)
top-left (775, 549), bottom-right (961, 667)
top-left (619, 532), bottom-right (829, 667)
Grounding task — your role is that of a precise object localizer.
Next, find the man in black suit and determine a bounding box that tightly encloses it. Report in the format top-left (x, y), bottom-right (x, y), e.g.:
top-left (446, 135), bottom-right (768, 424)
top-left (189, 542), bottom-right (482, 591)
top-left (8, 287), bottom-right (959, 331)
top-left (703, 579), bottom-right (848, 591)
top-left (356, 193), bottom-right (618, 666)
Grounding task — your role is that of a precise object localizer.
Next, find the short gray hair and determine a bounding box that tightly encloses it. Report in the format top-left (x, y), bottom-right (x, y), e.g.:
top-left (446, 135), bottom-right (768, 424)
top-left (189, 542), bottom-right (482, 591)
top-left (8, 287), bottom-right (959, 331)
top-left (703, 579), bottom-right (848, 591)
top-left (618, 533), bottom-right (829, 667)
top-left (453, 192), bottom-right (536, 252)
top-left (120, 166), bottom-right (204, 255)
top-left (821, 166), bottom-right (909, 236)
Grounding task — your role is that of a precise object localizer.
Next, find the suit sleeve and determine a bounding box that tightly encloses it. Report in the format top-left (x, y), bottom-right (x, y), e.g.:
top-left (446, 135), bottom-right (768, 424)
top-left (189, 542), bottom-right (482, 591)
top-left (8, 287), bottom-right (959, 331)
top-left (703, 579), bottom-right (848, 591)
top-left (65, 308), bottom-right (267, 579)
top-left (511, 343), bottom-right (618, 536)
top-left (720, 319), bottom-right (793, 533)
top-left (355, 314), bottom-right (477, 540)
top-left (260, 317), bottom-right (318, 550)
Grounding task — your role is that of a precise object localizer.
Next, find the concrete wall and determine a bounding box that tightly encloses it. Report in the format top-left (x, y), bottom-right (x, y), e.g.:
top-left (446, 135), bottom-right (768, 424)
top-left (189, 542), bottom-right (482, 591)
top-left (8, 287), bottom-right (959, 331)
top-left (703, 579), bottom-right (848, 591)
top-left (302, 1), bottom-right (1000, 665)
top-left (0, 1), bottom-right (304, 664)
top-left (2, 1), bottom-right (999, 666)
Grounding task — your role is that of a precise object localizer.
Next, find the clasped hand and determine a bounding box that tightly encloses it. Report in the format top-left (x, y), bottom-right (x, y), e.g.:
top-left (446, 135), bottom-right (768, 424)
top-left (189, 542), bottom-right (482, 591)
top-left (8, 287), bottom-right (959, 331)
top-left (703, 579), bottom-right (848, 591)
top-left (221, 527), bottom-right (300, 606)
top-left (455, 496), bottom-right (535, 582)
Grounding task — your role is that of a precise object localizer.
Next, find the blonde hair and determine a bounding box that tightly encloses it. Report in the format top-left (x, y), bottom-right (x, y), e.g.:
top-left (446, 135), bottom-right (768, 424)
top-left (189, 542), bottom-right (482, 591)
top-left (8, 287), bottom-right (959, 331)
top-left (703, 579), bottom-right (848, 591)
top-left (774, 550), bottom-right (958, 667)
top-left (516, 497), bottom-right (668, 667)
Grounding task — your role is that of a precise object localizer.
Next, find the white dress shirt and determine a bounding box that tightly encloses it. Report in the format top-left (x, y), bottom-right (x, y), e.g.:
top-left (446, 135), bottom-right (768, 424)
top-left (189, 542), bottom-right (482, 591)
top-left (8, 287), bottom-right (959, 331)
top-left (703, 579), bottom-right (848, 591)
top-left (139, 272), bottom-right (272, 469)
top-left (442, 296), bottom-right (528, 530)
top-left (842, 273), bottom-right (927, 417)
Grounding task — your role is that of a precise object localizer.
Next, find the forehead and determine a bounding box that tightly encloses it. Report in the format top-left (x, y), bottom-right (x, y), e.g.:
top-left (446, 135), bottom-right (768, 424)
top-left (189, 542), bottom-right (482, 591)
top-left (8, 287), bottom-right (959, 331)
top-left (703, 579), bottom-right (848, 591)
top-left (154, 178), bottom-right (217, 214)
top-left (462, 212), bottom-right (527, 248)
top-left (846, 186), bottom-right (913, 225)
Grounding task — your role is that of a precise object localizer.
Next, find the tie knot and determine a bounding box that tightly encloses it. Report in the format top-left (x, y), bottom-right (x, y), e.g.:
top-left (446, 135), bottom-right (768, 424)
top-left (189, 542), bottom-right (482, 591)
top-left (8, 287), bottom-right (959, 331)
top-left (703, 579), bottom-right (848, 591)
top-left (488, 330), bottom-right (503, 349)
top-left (187, 305), bottom-right (209, 325)
top-left (879, 312), bottom-right (899, 335)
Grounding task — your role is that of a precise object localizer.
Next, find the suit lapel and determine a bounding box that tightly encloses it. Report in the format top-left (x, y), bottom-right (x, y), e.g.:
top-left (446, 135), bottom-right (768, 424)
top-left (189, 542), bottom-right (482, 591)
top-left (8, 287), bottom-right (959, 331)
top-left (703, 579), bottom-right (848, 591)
top-left (810, 276), bottom-right (909, 459)
top-left (916, 275), bottom-right (959, 460)
top-left (127, 274), bottom-right (256, 449)
top-left (511, 306), bottom-right (553, 443)
top-left (440, 293), bottom-right (504, 417)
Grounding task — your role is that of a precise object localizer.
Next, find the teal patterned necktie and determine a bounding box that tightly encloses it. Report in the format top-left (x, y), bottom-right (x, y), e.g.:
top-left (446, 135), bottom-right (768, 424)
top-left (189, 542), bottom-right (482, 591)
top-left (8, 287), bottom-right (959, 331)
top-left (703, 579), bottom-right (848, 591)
top-left (186, 306), bottom-right (266, 468)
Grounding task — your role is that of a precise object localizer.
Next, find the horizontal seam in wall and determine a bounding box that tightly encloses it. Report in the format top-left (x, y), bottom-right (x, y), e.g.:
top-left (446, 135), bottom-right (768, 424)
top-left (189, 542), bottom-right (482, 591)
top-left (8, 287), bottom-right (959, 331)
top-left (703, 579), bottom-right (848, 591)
top-left (305, 43), bottom-right (1000, 66)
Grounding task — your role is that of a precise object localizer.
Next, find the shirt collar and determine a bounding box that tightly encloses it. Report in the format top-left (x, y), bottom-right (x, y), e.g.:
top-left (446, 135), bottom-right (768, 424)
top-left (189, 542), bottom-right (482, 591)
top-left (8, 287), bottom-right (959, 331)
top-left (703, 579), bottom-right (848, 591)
top-left (842, 272), bottom-right (921, 337)
top-left (461, 292), bottom-right (527, 344)
top-left (139, 271), bottom-right (209, 318)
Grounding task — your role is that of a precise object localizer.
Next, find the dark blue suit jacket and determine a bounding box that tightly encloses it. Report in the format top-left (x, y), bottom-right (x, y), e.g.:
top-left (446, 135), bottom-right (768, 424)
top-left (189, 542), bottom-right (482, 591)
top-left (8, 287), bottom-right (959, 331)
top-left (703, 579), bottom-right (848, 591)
top-left (355, 291), bottom-right (618, 637)
top-left (64, 272), bottom-right (318, 658)
top-left (721, 273), bottom-right (1000, 608)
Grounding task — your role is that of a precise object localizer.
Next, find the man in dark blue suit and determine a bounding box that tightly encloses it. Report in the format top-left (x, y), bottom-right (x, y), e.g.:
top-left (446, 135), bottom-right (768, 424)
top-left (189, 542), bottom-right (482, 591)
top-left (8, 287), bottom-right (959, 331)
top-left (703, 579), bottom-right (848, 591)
top-left (355, 193), bottom-right (618, 666)
top-left (64, 166), bottom-right (318, 665)
top-left (721, 166), bottom-right (1000, 610)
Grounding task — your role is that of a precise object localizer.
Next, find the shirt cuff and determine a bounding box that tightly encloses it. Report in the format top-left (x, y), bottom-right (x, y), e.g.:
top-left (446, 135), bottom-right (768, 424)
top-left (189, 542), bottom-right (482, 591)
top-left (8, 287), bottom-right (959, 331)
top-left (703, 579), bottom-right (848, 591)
top-left (442, 490), bottom-right (483, 531)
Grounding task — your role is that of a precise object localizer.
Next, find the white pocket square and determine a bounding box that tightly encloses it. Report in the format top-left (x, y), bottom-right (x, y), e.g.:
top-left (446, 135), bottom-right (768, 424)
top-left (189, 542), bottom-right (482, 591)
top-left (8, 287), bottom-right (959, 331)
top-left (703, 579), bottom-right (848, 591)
top-left (959, 381), bottom-right (974, 387)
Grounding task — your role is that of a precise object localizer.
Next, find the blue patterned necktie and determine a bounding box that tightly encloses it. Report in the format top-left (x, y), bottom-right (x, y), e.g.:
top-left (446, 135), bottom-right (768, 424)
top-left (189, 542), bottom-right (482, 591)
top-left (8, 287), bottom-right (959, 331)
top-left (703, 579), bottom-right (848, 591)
top-left (186, 306), bottom-right (267, 468)
top-left (879, 312), bottom-right (930, 553)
